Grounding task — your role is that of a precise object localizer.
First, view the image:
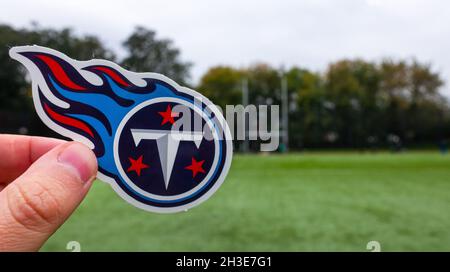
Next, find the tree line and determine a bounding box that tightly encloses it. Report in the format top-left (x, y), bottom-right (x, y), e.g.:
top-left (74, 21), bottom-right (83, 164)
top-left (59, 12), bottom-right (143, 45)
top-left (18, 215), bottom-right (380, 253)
top-left (0, 23), bottom-right (449, 150)
top-left (199, 61), bottom-right (449, 150)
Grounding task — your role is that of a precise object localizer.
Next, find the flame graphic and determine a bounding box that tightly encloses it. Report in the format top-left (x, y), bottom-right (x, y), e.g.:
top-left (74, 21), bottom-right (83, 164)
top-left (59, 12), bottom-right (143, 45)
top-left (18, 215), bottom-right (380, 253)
top-left (10, 45), bottom-right (233, 213)
top-left (9, 45), bottom-right (194, 178)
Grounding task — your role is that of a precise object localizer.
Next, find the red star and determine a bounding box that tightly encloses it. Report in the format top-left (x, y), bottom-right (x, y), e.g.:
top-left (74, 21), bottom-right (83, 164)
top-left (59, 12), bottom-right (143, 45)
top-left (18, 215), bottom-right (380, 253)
top-left (158, 105), bottom-right (178, 125)
top-left (127, 155), bottom-right (149, 176)
top-left (185, 157), bottom-right (206, 178)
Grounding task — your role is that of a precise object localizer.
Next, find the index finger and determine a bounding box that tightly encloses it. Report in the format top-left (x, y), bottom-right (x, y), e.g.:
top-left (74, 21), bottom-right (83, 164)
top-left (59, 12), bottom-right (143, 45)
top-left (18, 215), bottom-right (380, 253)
top-left (0, 134), bottom-right (66, 184)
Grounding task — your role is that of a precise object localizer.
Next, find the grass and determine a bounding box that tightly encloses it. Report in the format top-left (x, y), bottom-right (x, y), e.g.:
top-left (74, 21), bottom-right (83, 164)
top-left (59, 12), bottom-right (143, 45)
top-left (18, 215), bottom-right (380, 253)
top-left (42, 151), bottom-right (450, 251)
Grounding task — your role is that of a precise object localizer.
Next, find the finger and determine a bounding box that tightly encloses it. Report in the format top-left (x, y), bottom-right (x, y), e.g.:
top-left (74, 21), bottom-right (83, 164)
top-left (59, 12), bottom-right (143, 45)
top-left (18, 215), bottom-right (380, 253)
top-left (0, 135), bottom-right (66, 184)
top-left (0, 142), bottom-right (97, 251)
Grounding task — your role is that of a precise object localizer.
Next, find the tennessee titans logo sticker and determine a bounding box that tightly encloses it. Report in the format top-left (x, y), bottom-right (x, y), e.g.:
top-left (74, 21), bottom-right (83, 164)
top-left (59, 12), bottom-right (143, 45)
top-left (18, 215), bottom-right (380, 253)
top-left (10, 45), bottom-right (233, 213)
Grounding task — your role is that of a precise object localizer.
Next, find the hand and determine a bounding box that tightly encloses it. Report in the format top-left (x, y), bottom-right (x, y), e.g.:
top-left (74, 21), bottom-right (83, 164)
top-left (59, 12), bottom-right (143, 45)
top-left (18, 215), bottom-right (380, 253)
top-left (0, 134), bottom-right (97, 251)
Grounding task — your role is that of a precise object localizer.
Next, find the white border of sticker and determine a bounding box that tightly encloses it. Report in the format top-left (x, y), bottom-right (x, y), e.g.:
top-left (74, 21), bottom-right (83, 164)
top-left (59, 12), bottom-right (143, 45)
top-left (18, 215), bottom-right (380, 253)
top-left (9, 45), bottom-right (233, 213)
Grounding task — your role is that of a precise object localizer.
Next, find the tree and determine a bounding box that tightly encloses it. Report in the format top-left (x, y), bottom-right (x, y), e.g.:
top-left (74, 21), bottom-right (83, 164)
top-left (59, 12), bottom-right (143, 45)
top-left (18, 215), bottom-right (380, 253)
top-left (121, 26), bottom-right (191, 85)
top-left (324, 60), bottom-right (381, 147)
top-left (380, 59), bottom-right (444, 144)
top-left (0, 24), bottom-right (28, 111)
top-left (197, 66), bottom-right (243, 109)
top-left (244, 63), bottom-right (281, 106)
top-left (290, 68), bottom-right (326, 148)
top-left (0, 23), bottom-right (114, 135)
top-left (26, 24), bottom-right (115, 61)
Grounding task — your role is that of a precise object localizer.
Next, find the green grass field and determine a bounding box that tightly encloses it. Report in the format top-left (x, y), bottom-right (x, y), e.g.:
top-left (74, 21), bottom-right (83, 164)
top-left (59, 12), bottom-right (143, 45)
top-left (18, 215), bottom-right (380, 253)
top-left (42, 152), bottom-right (450, 251)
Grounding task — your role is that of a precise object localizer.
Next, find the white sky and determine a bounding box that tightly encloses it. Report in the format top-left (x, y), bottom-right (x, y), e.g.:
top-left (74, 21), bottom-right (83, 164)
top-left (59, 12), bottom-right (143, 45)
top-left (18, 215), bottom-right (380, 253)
top-left (2, 0), bottom-right (450, 97)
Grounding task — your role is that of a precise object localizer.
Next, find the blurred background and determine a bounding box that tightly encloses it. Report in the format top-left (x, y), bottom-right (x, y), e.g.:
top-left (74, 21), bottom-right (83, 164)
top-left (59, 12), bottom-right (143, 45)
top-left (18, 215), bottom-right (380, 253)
top-left (1, 0), bottom-right (449, 251)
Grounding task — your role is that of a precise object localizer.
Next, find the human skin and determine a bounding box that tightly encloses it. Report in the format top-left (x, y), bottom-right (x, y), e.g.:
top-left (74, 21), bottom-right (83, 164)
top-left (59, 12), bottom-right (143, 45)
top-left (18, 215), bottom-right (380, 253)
top-left (0, 134), bottom-right (97, 251)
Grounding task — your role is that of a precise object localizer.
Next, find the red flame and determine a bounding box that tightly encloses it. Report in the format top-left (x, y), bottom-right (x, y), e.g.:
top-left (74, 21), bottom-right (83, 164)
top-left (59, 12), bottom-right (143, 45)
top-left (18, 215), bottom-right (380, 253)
top-left (37, 54), bottom-right (86, 91)
top-left (93, 66), bottom-right (130, 87)
top-left (44, 103), bottom-right (94, 137)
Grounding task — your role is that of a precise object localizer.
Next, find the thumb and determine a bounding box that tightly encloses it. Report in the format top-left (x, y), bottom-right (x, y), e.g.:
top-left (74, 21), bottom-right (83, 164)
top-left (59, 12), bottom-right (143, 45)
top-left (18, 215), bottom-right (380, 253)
top-left (0, 142), bottom-right (97, 251)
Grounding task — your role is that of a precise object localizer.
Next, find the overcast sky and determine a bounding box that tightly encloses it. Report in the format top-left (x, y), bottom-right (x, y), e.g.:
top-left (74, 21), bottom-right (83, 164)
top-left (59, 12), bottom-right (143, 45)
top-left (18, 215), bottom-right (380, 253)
top-left (2, 0), bottom-right (450, 96)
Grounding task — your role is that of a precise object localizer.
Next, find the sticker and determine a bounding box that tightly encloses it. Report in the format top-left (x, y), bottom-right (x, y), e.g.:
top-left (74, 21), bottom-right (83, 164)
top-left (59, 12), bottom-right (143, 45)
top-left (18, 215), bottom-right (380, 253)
top-left (10, 45), bottom-right (233, 213)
